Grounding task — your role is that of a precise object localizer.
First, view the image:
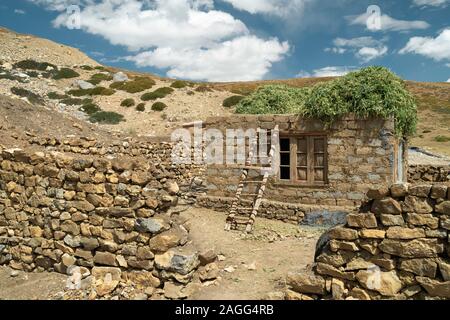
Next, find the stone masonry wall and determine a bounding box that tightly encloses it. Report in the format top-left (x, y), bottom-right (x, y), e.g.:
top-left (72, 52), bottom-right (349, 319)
top-left (0, 147), bottom-right (206, 299)
top-left (408, 165), bottom-right (450, 184)
top-left (200, 115), bottom-right (402, 222)
top-left (285, 183), bottom-right (450, 300)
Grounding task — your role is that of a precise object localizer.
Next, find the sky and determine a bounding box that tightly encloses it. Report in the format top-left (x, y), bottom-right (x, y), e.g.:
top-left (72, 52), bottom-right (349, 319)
top-left (0, 0), bottom-right (449, 83)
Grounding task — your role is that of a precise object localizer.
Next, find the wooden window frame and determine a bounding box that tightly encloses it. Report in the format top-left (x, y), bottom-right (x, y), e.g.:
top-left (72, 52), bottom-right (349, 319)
top-left (278, 134), bottom-right (328, 186)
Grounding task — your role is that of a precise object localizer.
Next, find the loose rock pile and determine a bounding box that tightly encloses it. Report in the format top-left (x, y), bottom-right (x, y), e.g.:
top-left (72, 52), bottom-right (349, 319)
top-left (284, 183), bottom-right (450, 300)
top-left (0, 147), bottom-right (210, 299)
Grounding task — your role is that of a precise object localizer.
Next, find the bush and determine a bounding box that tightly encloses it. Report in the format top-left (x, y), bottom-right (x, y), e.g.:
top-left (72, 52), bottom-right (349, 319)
top-left (87, 79), bottom-right (101, 85)
top-left (151, 102), bottom-right (167, 111)
top-left (171, 80), bottom-right (188, 89)
top-left (223, 95), bottom-right (244, 108)
top-left (89, 111), bottom-right (124, 124)
top-left (61, 98), bottom-right (92, 106)
top-left (27, 71), bottom-right (40, 78)
top-left (141, 87), bottom-right (174, 101)
top-left (53, 68), bottom-right (80, 80)
top-left (0, 71), bottom-right (26, 83)
top-left (68, 87), bottom-right (115, 97)
top-left (121, 98), bottom-right (135, 107)
top-left (187, 91), bottom-right (195, 96)
top-left (80, 65), bottom-right (94, 71)
top-left (235, 67), bottom-right (418, 136)
top-left (13, 59), bottom-right (56, 71)
top-left (195, 85), bottom-right (213, 92)
top-left (79, 103), bottom-right (101, 115)
top-left (434, 135), bottom-right (450, 142)
top-left (94, 66), bottom-right (107, 71)
top-left (10, 87), bottom-right (44, 105)
top-left (111, 77), bottom-right (155, 93)
top-left (136, 103), bottom-right (146, 112)
top-left (90, 73), bottom-right (113, 82)
top-left (48, 92), bottom-right (69, 100)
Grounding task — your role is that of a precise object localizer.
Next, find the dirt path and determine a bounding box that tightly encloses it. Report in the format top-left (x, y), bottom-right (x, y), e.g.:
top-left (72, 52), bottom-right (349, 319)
top-left (182, 208), bottom-right (324, 300)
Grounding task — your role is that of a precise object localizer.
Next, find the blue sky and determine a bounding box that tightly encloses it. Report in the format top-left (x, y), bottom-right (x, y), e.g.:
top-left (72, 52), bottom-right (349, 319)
top-left (1, 0), bottom-right (449, 82)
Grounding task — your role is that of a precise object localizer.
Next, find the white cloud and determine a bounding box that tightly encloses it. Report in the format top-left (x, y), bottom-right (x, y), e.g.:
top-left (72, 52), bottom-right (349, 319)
top-left (348, 12), bottom-right (430, 32)
top-left (14, 9), bottom-right (26, 14)
top-left (399, 28), bottom-right (450, 61)
top-left (30, 0), bottom-right (289, 81)
top-left (447, 78), bottom-right (450, 82)
top-left (412, 0), bottom-right (450, 7)
top-left (327, 37), bottom-right (388, 62)
top-left (222, 0), bottom-right (311, 18)
top-left (297, 66), bottom-right (358, 78)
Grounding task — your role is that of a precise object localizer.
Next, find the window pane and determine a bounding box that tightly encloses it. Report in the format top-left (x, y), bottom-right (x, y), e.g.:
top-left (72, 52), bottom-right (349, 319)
top-left (314, 154), bottom-right (324, 167)
top-left (280, 167), bottom-right (290, 180)
top-left (297, 154), bottom-right (307, 166)
top-left (297, 168), bottom-right (307, 181)
top-left (281, 153), bottom-right (290, 166)
top-left (314, 138), bottom-right (325, 153)
top-left (297, 138), bottom-right (307, 153)
top-left (314, 168), bottom-right (324, 181)
top-left (280, 138), bottom-right (290, 152)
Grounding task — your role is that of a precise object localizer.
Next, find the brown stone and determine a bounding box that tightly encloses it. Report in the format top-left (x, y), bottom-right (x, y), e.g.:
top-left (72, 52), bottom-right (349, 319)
top-left (436, 201), bottom-right (450, 215)
top-left (93, 252), bottom-right (117, 266)
top-left (198, 250), bottom-right (217, 266)
top-left (367, 187), bottom-right (389, 200)
top-left (416, 277), bottom-right (450, 298)
top-left (399, 259), bottom-right (437, 278)
top-left (331, 278), bottom-right (346, 300)
top-left (286, 272), bottom-right (326, 295)
top-left (359, 229), bottom-right (386, 239)
top-left (328, 227), bottom-right (358, 241)
top-left (406, 213), bottom-right (439, 229)
top-left (125, 271), bottom-right (160, 288)
top-left (390, 183), bottom-right (408, 198)
top-left (402, 196), bottom-right (433, 214)
top-left (348, 287), bottom-right (371, 300)
top-left (409, 185), bottom-right (432, 197)
top-left (330, 240), bottom-right (359, 252)
top-left (439, 260), bottom-right (450, 281)
top-left (347, 213), bottom-right (378, 229)
top-left (380, 214), bottom-right (405, 226)
top-left (386, 227), bottom-right (426, 240)
top-left (316, 251), bottom-right (356, 268)
top-left (149, 228), bottom-right (184, 253)
top-left (431, 185), bottom-right (448, 199)
top-left (285, 290), bottom-right (314, 300)
top-left (356, 270), bottom-right (403, 296)
top-left (371, 198), bottom-right (402, 215)
top-left (379, 239), bottom-right (443, 258)
top-left (316, 262), bottom-right (355, 281)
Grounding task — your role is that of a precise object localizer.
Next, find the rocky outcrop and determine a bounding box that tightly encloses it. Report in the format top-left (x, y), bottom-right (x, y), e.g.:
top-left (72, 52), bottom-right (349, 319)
top-left (285, 183), bottom-right (450, 300)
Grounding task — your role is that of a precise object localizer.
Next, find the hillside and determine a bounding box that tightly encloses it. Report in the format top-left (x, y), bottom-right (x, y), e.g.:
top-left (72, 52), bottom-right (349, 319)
top-left (0, 26), bottom-right (449, 159)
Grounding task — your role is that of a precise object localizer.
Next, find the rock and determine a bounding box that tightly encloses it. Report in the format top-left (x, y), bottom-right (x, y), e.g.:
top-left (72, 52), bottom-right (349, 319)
top-left (286, 272), bottom-right (326, 295)
top-left (247, 262), bottom-right (257, 271)
top-left (438, 261), bottom-right (450, 281)
top-left (416, 277), bottom-right (450, 298)
top-left (124, 271), bottom-right (161, 288)
top-left (285, 290), bottom-right (314, 300)
top-left (347, 213), bottom-right (377, 228)
top-left (80, 237), bottom-right (99, 250)
top-left (356, 270), bottom-right (403, 296)
top-left (436, 201), bottom-right (450, 215)
top-left (113, 72), bottom-right (128, 82)
top-left (164, 282), bottom-right (188, 299)
top-left (133, 293), bottom-right (148, 300)
top-left (348, 287), bottom-right (371, 300)
top-left (331, 278), bottom-right (346, 300)
top-left (329, 240), bottom-right (359, 252)
top-left (64, 234), bottom-right (81, 248)
top-left (154, 250), bottom-right (199, 275)
top-left (359, 229), bottom-right (386, 239)
top-left (345, 258), bottom-right (377, 271)
top-left (316, 250), bottom-right (355, 267)
top-left (328, 227), bottom-right (358, 241)
top-left (316, 263), bottom-right (355, 281)
top-left (379, 239), bottom-right (443, 258)
top-left (10, 270), bottom-right (19, 277)
top-left (264, 291), bottom-right (285, 300)
top-left (367, 187), bottom-right (389, 200)
top-left (198, 250), bottom-right (217, 266)
top-left (386, 227), bottom-right (426, 240)
top-left (94, 252), bottom-right (117, 266)
top-left (371, 198), bottom-right (402, 215)
top-left (165, 181), bottom-right (179, 195)
top-left (135, 216), bottom-right (170, 234)
top-left (61, 253), bottom-right (76, 267)
top-left (399, 259), bottom-right (437, 278)
top-left (149, 228), bottom-right (185, 253)
top-left (380, 214), bottom-right (405, 226)
top-left (91, 267), bottom-right (121, 297)
top-left (431, 185), bottom-right (448, 199)
top-left (74, 80), bottom-right (95, 90)
top-left (402, 285), bottom-right (422, 298)
top-left (199, 263), bottom-right (219, 281)
top-left (390, 183), bottom-right (408, 198)
top-left (224, 266), bottom-right (235, 273)
top-left (92, 267), bottom-right (121, 281)
top-left (402, 196), bottom-right (433, 214)
top-left (409, 185), bottom-right (432, 197)
top-left (406, 213), bottom-right (439, 229)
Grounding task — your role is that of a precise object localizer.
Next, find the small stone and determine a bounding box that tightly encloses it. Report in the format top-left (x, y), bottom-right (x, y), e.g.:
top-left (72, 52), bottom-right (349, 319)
top-left (224, 266), bottom-right (235, 273)
top-left (94, 252), bottom-right (117, 266)
top-left (286, 272), bottom-right (326, 295)
top-left (356, 270), bottom-right (402, 296)
top-left (199, 250), bottom-right (217, 266)
top-left (416, 277), bottom-right (450, 299)
top-left (328, 227), bottom-right (358, 241)
top-left (347, 213), bottom-right (378, 228)
top-left (399, 258), bottom-right (437, 278)
top-left (380, 214), bottom-right (405, 226)
top-left (371, 198), bottom-right (402, 215)
top-left (359, 229), bottom-right (386, 239)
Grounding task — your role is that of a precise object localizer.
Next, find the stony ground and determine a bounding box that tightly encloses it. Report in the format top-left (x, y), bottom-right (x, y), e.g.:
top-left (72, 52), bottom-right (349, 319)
top-left (0, 207), bottom-right (324, 300)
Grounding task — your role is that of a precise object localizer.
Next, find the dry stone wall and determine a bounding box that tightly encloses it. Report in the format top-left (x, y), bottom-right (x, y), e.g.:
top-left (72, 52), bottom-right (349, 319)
top-left (408, 165), bottom-right (450, 183)
top-left (285, 183), bottom-right (450, 300)
top-left (0, 147), bottom-right (205, 299)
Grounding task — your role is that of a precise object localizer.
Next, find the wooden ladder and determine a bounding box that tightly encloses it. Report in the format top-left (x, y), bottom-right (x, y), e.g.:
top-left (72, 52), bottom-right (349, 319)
top-left (225, 125), bottom-right (279, 233)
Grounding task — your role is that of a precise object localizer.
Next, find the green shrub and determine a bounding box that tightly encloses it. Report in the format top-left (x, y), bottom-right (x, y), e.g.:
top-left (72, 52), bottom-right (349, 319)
top-left (94, 66), bottom-right (106, 71)
top-left (68, 87), bottom-right (115, 97)
top-left (111, 77), bottom-right (155, 93)
top-left (27, 71), bottom-right (40, 78)
top-left (171, 80), bottom-right (188, 89)
top-left (87, 79), bottom-right (101, 85)
top-left (61, 98), bottom-right (92, 105)
top-left (80, 65), bottom-right (94, 71)
top-left (136, 103), bottom-right (146, 112)
top-left (151, 102), bottom-right (167, 111)
top-left (231, 88), bottom-right (254, 96)
top-left (10, 87), bottom-right (44, 105)
top-left (53, 68), bottom-right (80, 80)
top-left (195, 85), bottom-right (213, 92)
top-left (141, 87), bottom-right (174, 101)
top-left (121, 98), bottom-right (135, 107)
top-left (89, 111), bottom-right (124, 124)
top-left (235, 67), bottom-right (418, 136)
top-left (0, 71), bottom-right (26, 83)
top-left (79, 103), bottom-right (101, 115)
top-left (48, 92), bottom-right (69, 100)
top-left (90, 73), bottom-right (113, 82)
top-left (223, 95), bottom-right (244, 108)
top-left (187, 91), bottom-right (195, 96)
top-left (434, 135), bottom-right (450, 142)
top-left (13, 59), bottom-right (56, 71)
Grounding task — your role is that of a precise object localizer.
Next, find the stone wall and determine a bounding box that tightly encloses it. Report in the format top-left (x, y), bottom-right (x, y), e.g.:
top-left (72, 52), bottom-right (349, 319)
top-left (0, 147), bottom-right (207, 299)
top-left (408, 165), bottom-right (450, 184)
top-left (199, 115), bottom-right (403, 221)
top-left (285, 183), bottom-right (450, 300)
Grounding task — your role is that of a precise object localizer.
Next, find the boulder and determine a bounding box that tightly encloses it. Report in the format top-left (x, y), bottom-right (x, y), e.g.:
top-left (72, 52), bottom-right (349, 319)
top-left (155, 250), bottom-right (199, 275)
top-left (113, 72), bottom-right (128, 82)
top-left (286, 272), bottom-right (326, 295)
top-left (135, 216), bottom-right (170, 234)
top-left (149, 228), bottom-right (186, 253)
top-left (74, 80), bottom-right (95, 90)
top-left (416, 277), bottom-right (450, 299)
